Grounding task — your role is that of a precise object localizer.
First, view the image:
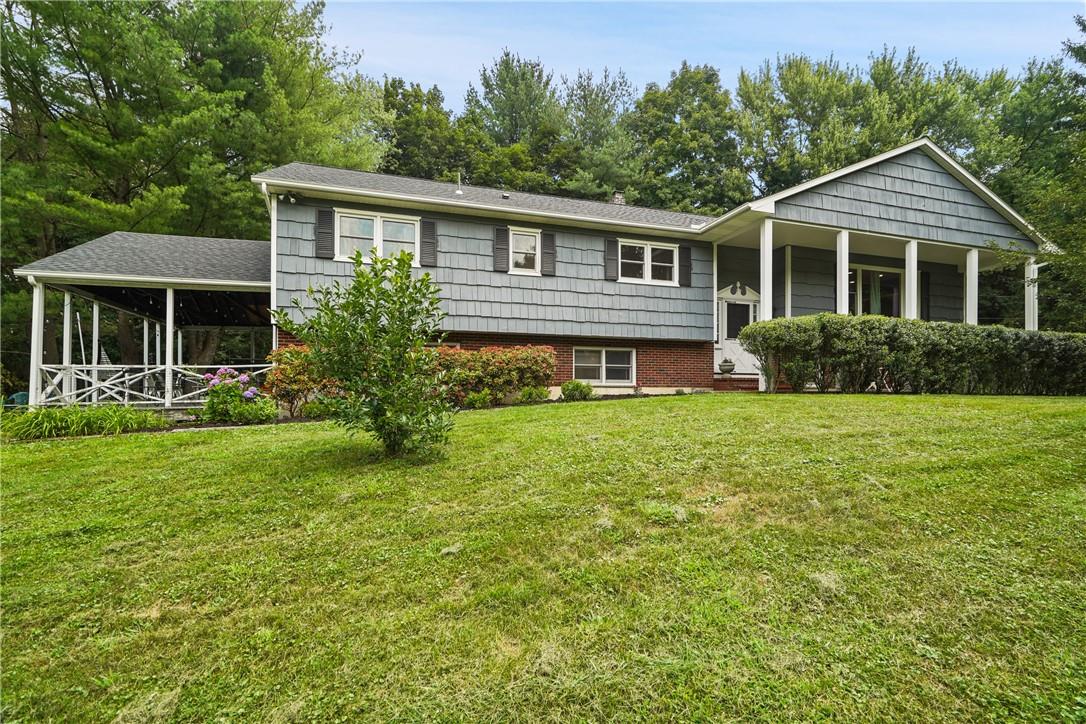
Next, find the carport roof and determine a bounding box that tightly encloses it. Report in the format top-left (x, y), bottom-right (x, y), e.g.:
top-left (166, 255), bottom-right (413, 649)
top-left (14, 232), bottom-right (270, 288)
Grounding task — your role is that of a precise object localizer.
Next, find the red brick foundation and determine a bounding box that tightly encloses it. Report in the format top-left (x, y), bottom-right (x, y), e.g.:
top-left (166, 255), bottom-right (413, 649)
top-left (274, 328), bottom-right (716, 388)
top-left (443, 332), bottom-right (714, 388)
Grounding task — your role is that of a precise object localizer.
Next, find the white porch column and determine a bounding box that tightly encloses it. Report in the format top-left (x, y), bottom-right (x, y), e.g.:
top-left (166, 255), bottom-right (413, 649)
top-left (91, 301), bottom-right (100, 402)
top-left (835, 230), bottom-right (850, 314)
top-left (1025, 256), bottom-right (1039, 331)
top-left (759, 219), bottom-right (773, 322)
top-left (964, 248), bottom-right (979, 325)
top-left (164, 288), bottom-right (175, 408)
top-left (155, 323), bottom-right (161, 366)
top-left (142, 319), bottom-right (150, 395)
top-left (28, 279), bottom-right (45, 407)
top-left (904, 240), bottom-right (919, 320)
top-left (62, 292), bottom-right (73, 397)
top-left (176, 329), bottom-right (183, 366)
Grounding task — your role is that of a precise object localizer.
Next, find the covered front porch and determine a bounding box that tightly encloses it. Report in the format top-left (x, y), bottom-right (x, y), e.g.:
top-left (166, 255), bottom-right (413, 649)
top-left (15, 232), bottom-right (273, 408)
top-left (711, 218), bottom-right (1040, 377)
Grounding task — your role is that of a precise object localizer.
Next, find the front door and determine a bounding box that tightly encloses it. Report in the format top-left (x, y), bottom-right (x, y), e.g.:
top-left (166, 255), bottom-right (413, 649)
top-left (715, 286), bottom-right (761, 375)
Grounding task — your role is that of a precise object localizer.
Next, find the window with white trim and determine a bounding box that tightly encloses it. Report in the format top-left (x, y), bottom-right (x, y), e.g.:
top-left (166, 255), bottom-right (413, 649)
top-left (573, 348), bottom-right (635, 385)
top-left (335, 210), bottom-right (420, 264)
top-left (510, 226), bottom-right (541, 275)
top-left (619, 240), bottom-right (677, 285)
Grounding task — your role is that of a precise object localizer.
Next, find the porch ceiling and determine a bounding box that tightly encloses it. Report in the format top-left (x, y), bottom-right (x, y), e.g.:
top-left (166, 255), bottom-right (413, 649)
top-left (719, 219), bottom-right (1004, 271)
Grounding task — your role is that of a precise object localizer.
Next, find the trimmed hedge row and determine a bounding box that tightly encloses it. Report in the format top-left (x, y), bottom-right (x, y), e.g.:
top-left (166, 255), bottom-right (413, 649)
top-left (435, 345), bottom-right (557, 407)
top-left (739, 314), bottom-right (1086, 395)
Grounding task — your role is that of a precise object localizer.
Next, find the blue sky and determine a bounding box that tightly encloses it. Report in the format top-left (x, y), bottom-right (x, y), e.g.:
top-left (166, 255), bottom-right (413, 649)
top-left (323, 2), bottom-right (1081, 110)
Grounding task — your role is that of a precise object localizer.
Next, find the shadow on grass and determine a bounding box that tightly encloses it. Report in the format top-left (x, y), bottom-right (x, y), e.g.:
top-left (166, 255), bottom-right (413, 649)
top-left (280, 430), bottom-right (450, 478)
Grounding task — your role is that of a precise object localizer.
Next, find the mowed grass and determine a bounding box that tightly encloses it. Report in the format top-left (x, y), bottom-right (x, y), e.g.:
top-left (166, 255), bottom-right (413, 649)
top-left (3, 394), bottom-right (1085, 722)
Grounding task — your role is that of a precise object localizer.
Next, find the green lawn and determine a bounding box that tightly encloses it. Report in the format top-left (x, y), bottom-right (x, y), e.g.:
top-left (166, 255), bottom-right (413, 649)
top-left (4, 394), bottom-right (1086, 721)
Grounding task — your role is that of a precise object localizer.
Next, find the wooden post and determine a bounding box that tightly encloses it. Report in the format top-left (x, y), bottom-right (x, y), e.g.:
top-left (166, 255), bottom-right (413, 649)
top-left (904, 240), bottom-right (919, 320)
top-left (142, 319), bottom-right (149, 395)
top-left (28, 279), bottom-right (45, 407)
top-left (1025, 257), bottom-right (1038, 331)
top-left (62, 292), bottom-right (73, 398)
top-left (759, 219), bottom-right (773, 322)
top-left (91, 300), bottom-right (100, 402)
top-left (165, 288), bottom-right (174, 408)
top-left (836, 230), bottom-right (850, 315)
top-left (964, 248), bottom-right (979, 325)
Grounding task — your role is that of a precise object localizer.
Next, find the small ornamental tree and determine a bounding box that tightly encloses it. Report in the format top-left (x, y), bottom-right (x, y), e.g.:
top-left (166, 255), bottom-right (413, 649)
top-left (274, 251), bottom-right (453, 455)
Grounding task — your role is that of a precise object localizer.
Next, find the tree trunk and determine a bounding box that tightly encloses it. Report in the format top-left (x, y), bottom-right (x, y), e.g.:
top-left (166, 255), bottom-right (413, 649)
top-left (116, 312), bottom-right (141, 364)
top-left (185, 328), bottom-right (222, 366)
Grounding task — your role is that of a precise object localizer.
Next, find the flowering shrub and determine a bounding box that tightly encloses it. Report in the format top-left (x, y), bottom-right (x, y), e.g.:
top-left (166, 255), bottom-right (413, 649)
top-left (203, 367), bottom-right (277, 424)
top-left (435, 345), bottom-right (556, 407)
top-left (263, 345), bottom-right (338, 417)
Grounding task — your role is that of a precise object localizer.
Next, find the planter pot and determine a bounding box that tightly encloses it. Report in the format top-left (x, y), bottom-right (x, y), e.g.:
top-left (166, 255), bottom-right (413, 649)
top-left (718, 361), bottom-right (736, 375)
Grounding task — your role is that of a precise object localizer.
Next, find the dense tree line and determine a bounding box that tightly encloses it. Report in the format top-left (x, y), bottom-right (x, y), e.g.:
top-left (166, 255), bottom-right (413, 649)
top-left (2, 2), bottom-right (1083, 392)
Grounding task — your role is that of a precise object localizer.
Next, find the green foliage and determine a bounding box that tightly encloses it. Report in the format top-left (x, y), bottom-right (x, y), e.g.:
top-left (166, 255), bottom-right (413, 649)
top-left (276, 252), bottom-right (454, 456)
top-left (263, 345), bottom-right (336, 418)
top-left (1, 0), bottom-right (391, 384)
top-left (463, 389), bottom-right (496, 410)
top-left (436, 345), bottom-right (557, 408)
top-left (514, 385), bottom-right (551, 404)
top-left (742, 314), bottom-right (1086, 395)
top-left (201, 368), bottom-right (278, 425)
top-left (560, 379), bottom-right (595, 402)
top-left (1, 405), bottom-right (168, 441)
top-left (298, 396), bottom-right (338, 421)
top-left (627, 62), bottom-right (751, 214)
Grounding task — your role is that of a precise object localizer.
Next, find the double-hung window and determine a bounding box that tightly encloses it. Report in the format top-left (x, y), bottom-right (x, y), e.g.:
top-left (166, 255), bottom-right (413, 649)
top-left (335, 210), bottom-right (420, 264)
top-left (618, 240), bottom-right (677, 285)
top-left (509, 226), bottom-right (541, 275)
top-left (573, 348), bottom-right (636, 385)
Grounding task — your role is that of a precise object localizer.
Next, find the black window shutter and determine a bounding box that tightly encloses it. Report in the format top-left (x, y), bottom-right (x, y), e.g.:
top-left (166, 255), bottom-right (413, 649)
top-left (493, 226), bottom-right (510, 272)
top-left (315, 208), bottom-right (335, 259)
top-left (541, 231), bottom-right (556, 276)
top-left (678, 245), bottom-right (692, 286)
top-left (604, 238), bottom-right (619, 281)
top-left (420, 219), bottom-right (438, 267)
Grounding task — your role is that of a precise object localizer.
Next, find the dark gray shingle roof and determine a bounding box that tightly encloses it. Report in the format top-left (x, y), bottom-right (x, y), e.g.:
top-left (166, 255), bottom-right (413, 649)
top-left (17, 231), bottom-right (269, 284)
top-left (254, 162), bottom-right (716, 230)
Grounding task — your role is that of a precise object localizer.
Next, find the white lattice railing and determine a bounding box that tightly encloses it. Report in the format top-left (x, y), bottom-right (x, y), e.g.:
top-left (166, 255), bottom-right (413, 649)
top-left (36, 364), bottom-right (273, 407)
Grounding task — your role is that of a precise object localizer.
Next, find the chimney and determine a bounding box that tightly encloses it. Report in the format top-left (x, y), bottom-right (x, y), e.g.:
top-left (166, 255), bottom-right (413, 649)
top-left (611, 190), bottom-right (626, 205)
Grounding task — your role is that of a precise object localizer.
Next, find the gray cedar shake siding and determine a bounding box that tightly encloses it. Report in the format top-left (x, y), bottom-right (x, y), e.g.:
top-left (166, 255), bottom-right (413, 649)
top-left (276, 201), bottom-right (715, 341)
top-left (772, 149), bottom-right (1035, 250)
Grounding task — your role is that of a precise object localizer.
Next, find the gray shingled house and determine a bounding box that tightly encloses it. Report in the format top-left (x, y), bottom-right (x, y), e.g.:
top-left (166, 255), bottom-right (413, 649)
top-left (16, 138), bottom-right (1043, 405)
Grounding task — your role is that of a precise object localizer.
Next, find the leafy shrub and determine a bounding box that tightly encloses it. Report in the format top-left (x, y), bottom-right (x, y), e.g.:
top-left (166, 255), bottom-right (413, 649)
top-left (463, 389), bottom-right (496, 409)
top-left (560, 379), bottom-right (595, 401)
top-left (436, 345), bottom-right (556, 407)
top-left (202, 367), bottom-right (278, 424)
top-left (275, 251), bottom-right (454, 456)
top-left (264, 344), bottom-right (337, 417)
top-left (740, 313), bottom-right (1086, 395)
top-left (514, 385), bottom-right (551, 404)
top-left (298, 396), bottom-right (338, 420)
top-left (1, 404), bottom-right (168, 440)
top-left (736, 317), bottom-right (820, 392)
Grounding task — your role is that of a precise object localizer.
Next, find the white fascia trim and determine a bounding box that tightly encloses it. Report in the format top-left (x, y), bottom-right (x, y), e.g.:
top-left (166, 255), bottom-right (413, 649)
top-left (13, 268), bottom-right (270, 291)
top-left (252, 176), bottom-right (709, 236)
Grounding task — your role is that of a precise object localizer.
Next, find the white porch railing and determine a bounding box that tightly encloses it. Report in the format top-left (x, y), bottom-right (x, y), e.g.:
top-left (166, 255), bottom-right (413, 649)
top-left (36, 364), bottom-right (273, 407)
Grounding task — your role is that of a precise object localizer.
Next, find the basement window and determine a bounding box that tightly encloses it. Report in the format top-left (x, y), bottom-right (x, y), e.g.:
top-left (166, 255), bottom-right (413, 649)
top-left (573, 348), bottom-right (636, 385)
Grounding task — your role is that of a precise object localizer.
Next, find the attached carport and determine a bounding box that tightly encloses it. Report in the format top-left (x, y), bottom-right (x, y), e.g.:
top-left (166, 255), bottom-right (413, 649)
top-left (15, 232), bottom-right (271, 407)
